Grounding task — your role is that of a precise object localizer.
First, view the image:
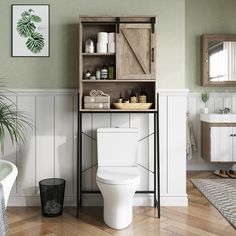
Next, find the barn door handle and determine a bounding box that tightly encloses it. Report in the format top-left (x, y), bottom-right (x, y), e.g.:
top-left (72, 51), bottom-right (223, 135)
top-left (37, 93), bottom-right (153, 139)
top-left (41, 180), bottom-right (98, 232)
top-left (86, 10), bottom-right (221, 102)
top-left (151, 48), bottom-right (155, 62)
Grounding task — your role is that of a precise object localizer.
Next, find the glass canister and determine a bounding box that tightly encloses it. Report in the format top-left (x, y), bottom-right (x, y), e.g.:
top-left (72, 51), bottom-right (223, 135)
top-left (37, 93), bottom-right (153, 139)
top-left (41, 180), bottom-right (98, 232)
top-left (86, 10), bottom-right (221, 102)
top-left (85, 38), bottom-right (95, 53)
top-left (130, 89), bottom-right (137, 103)
top-left (108, 62), bottom-right (115, 79)
top-left (139, 89), bottom-right (147, 103)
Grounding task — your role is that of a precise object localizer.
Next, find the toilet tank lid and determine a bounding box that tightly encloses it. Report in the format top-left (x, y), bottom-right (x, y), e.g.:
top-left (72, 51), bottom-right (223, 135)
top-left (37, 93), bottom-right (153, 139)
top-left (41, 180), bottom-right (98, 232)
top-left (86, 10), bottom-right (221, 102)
top-left (97, 128), bottom-right (138, 133)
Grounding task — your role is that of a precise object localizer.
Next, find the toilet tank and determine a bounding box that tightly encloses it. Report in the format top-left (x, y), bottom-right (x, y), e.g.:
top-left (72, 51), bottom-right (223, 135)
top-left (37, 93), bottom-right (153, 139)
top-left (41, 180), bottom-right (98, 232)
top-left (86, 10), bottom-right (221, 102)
top-left (97, 128), bottom-right (139, 167)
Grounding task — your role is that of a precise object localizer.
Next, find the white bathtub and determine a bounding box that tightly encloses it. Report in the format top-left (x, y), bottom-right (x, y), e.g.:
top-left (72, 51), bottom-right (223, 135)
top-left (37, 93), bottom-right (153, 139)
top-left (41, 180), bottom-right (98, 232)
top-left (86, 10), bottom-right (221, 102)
top-left (0, 160), bottom-right (18, 207)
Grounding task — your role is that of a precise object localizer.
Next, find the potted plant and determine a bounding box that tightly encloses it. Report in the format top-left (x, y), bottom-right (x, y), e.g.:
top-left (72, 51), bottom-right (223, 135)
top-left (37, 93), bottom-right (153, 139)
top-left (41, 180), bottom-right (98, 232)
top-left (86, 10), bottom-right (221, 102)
top-left (201, 93), bottom-right (209, 114)
top-left (0, 95), bottom-right (32, 153)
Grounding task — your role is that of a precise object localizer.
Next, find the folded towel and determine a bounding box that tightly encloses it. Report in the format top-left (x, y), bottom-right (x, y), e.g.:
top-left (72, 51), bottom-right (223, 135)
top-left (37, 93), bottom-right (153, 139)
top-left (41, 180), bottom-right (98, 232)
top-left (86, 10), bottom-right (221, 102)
top-left (186, 113), bottom-right (197, 160)
top-left (0, 183), bottom-right (8, 236)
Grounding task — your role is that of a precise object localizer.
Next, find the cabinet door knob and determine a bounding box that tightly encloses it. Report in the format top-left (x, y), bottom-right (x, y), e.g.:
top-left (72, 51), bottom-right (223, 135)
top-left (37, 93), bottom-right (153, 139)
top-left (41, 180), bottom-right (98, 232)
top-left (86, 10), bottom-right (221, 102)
top-left (230, 134), bottom-right (234, 137)
top-left (234, 134), bottom-right (236, 137)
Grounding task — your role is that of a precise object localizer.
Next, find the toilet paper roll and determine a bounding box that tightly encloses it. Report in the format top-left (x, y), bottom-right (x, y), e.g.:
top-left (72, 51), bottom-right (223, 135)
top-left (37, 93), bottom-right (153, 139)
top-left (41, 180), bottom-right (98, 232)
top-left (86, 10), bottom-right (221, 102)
top-left (97, 32), bottom-right (108, 43)
top-left (108, 42), bottom-right (116, 53)
top-left (97, 42), bottom-right (107, 53)
top-left (108, 33), bottom-right (115, 43)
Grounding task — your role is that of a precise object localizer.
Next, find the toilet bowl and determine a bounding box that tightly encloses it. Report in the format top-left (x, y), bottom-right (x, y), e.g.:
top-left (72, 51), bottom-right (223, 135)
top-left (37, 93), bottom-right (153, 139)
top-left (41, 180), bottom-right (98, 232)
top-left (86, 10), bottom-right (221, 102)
top-left (97, 167), bottom-right (140, 229)
top-left (96, 128), bottom-right (140, 229)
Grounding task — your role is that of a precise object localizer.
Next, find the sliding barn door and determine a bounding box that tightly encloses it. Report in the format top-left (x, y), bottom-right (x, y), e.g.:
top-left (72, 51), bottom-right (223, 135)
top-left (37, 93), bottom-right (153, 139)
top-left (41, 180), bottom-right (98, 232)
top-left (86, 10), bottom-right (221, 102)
top-left (116, 24), bottom-right (155, 80)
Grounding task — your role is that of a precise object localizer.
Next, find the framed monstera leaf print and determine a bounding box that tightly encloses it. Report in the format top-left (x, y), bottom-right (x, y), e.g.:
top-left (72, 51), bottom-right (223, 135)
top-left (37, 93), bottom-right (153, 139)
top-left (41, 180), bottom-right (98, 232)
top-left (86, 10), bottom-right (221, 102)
top-left (11, 4), bottom-right (50, 57)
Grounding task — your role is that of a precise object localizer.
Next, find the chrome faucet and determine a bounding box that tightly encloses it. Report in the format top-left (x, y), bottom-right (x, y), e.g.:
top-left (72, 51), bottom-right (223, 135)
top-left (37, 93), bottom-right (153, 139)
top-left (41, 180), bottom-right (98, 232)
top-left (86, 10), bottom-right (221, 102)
top-left (219, 107), bottom-right (231, 114)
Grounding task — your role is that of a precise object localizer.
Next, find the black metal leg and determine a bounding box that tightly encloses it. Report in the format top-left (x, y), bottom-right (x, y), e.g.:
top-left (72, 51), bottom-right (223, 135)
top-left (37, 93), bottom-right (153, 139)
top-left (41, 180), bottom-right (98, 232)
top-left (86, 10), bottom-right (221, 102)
top-left (157, 111), bottom-right (160, 218)
top-left (154, 113), bottom-right (157, 209)
top-left (79, 112), bottom-right (82, 208)
top-left (76, 107), bottom-right (81, 217)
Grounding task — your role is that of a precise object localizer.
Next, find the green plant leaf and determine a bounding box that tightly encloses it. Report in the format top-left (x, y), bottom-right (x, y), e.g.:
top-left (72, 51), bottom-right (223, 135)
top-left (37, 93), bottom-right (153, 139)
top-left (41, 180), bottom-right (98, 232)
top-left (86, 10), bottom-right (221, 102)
top-left (17, 17), bottom-right (36, 37)
top-left (21, 11), bottom-right (30, 18)
top-left (201, 93), bottom-right (209, 103)
top-left (0, 101), bottom-right (32, 154)
top-left (31, 15), bottom-right (42, 23)
top-left (26, 32), bottom-right (45, 53)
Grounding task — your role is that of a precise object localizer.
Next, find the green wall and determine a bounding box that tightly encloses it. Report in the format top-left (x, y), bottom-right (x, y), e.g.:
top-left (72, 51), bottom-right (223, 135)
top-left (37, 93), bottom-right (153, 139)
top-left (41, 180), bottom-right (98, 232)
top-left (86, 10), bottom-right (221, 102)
top-left (186, 0), bottom-right (236, 91)
top-left (0, 0), bottom-right (185, 89)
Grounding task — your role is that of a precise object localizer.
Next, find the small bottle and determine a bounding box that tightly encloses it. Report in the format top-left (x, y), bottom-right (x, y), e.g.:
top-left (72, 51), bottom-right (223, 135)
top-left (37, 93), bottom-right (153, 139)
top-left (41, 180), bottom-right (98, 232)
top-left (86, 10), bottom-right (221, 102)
top-left (101, 66), bottom-right (108, 79)
top-left (85, 38), bottom-right (94, 53)
top-left (118, 93), bottom-right (123, 103)
top-left (96, 68), bottom-right (101, 80)
top-left (130, 89), bottom-right (137, 103)
top-left (139, 89), bottom-right (147, 103)
top-left (108, 62), bottom-right (115, 79)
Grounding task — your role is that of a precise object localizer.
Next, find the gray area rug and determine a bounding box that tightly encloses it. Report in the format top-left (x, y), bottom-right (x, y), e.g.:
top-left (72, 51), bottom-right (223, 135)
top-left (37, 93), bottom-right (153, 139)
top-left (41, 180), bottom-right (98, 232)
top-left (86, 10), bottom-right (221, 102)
top-left (191, 179), bottom-right (236, 229)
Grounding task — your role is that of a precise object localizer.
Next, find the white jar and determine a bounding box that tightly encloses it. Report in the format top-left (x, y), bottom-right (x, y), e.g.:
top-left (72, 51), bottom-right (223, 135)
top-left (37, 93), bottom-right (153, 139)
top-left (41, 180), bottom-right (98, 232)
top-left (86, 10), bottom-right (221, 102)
top-left (85, 38), bottom-right (94, 53)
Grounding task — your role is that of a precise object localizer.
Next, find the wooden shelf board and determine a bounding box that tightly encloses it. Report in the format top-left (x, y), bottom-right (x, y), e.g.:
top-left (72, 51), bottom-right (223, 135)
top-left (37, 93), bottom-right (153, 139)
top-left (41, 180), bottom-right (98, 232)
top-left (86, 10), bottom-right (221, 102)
top-left (82, 79), bottom-right (156, 82)
top-left (82, 53), bottom-right (115, 56)
top-left (79, 109), bottom-right (157, 113)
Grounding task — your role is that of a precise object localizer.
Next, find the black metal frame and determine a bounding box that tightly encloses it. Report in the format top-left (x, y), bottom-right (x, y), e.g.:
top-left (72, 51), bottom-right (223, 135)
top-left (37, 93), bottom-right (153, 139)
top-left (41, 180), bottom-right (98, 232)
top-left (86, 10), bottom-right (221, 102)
top-left (82, 17), bottom-right (156, 34)
top-left (11, 4), bottom-right (50, 57)
top-left (76, 94), bottom-right (160, 218)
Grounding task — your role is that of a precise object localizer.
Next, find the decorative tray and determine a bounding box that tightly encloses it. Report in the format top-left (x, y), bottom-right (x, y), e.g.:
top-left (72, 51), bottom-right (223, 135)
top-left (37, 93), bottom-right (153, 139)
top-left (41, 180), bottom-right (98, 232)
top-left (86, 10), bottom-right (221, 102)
top-left (113, 103), bottom-right (153, 110)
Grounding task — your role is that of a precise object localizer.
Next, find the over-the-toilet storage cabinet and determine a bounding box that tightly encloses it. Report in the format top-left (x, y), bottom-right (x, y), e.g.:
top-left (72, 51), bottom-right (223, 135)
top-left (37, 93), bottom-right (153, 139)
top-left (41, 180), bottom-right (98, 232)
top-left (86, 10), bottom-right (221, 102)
top-left (77, 16), bottom-right (160, 218)
top-left (79, 16), bottom-right (156, 111)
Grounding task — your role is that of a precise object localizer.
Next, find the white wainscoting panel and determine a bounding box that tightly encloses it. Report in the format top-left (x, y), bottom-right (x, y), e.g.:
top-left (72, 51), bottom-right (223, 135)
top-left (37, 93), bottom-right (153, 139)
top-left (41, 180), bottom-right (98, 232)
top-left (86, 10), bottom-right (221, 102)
top-left (1, 90), bottom-right (78, 206)
top-left (36, 96), bottom-right (55, 187)
top-left (1, 89), bottom-right (188, 207)
top-left (158, 90), bottom-right (188, 206)
top-left (187, 92), bottom-right (236, 170)
top-left (17, 96), bottom-right (36, 196)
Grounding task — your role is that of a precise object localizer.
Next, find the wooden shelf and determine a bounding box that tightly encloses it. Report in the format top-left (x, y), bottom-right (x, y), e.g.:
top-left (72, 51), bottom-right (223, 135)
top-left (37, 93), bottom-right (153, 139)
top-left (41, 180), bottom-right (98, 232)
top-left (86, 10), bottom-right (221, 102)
top-left (80, 109), bottom-right (157, 113)
top-left (82, 79), bottom-right (156, 82)
top-left (82, 53), bottom-right (115, 56)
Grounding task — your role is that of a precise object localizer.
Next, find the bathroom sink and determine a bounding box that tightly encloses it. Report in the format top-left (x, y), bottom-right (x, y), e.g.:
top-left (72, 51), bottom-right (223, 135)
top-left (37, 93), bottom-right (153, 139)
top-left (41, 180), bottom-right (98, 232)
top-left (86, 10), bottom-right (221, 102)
top-left (200, 113), bottom-right (236, 123)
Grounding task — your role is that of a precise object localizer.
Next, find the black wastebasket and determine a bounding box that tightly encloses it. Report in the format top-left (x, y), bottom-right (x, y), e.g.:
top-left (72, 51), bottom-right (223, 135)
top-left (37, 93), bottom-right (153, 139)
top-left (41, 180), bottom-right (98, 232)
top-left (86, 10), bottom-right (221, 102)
top-left (39, 178), bottom-right (65, 217)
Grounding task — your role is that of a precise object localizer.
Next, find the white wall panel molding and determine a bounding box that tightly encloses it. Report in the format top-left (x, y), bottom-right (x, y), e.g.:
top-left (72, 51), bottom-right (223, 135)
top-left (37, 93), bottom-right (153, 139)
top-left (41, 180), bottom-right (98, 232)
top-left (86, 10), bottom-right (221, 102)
top-left (0, 89), bottom-right (78, 207)
top-left (187, 92), bottom-right (236, 170)
top-left (2, 89), bottom-right (79, 96)
top-left (159, 91), bottom-right (188, 206)
top-left (157, 89), bottom-right (189, 96)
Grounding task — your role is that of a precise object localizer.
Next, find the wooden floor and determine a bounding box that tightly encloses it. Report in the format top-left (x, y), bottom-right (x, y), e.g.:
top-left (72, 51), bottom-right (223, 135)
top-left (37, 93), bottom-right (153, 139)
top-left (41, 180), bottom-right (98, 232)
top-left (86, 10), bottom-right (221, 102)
top-left (7, 172), bottom-right (236, 236)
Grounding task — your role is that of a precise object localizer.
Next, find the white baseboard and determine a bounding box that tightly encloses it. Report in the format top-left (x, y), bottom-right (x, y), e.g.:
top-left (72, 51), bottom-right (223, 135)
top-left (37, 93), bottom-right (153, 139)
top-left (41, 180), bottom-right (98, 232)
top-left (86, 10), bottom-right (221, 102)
top-left (187, 161), bottom-right (234, 171)
top-left (8, 194), bottom-right (188, 207)
top-left (8, 196), bottom-right (76, 207)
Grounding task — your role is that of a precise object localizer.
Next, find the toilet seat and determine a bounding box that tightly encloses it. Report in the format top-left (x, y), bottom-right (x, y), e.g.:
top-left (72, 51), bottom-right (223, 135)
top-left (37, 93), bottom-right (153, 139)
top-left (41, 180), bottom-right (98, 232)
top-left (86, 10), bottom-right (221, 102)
top-left (97, 167), bottom-right (140, 185)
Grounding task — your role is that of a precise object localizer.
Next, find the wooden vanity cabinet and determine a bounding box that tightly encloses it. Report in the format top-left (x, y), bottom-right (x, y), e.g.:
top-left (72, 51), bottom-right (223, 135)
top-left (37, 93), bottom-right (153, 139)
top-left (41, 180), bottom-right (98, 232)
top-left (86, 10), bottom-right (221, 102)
top-left (201, 121), bottom-right (236, 162)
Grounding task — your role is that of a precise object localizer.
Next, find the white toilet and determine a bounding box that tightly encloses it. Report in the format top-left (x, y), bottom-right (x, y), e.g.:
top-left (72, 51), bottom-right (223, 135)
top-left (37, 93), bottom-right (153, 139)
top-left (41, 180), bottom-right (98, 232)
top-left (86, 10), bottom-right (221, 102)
top-left (96, 128), bottom-right (140, 229)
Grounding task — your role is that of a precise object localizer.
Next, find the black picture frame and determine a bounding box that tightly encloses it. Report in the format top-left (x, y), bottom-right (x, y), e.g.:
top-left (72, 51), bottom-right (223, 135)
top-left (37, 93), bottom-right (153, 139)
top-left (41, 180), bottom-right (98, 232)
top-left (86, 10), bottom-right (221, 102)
top-left (11, 4), bottom-right (50, 57)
